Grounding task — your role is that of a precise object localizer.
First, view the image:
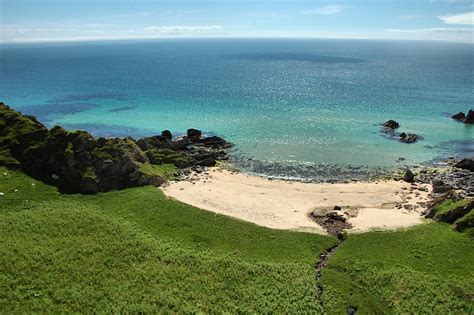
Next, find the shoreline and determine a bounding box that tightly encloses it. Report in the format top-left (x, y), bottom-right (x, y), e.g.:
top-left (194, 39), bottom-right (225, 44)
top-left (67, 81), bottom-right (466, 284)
top-left (162, 167), bottom-right (432, 234)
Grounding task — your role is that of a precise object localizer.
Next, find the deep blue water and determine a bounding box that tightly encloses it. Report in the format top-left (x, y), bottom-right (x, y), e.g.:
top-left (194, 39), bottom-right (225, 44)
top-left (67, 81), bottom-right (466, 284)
top-left (1, 39), bottom-right (473, 178)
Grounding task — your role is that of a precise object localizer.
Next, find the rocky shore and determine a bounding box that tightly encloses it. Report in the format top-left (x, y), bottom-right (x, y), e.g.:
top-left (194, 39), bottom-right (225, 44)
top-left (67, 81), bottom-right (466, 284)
top-left (0, 102), bottom-right (231, 193)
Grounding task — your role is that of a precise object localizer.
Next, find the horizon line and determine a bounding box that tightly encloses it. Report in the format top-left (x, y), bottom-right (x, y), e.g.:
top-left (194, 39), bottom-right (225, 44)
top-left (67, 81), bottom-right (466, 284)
top-left (2, 34), bottom-right (473, 45)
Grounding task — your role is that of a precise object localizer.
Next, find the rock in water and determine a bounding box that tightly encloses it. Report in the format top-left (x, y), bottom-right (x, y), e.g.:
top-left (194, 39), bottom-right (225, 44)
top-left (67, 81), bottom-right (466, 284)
top-left (383, 120), bottom-right (399, 129)
top-left (454, 158), bottom-right (474, 172)
top-left (403, 168), bottom-right (415, 182)
top-left (451, 109), bottom-right (473, 124)
top-left (465, 110), bottom-right (474, 124)
top-left (451, 112), bottom-right (466, 121)
top-left (399, 133), bottom-right (422, 144)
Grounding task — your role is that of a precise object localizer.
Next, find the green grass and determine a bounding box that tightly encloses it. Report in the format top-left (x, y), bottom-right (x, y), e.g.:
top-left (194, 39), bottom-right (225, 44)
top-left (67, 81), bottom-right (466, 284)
top-left (138, 163), bottom-right (177, 180)
top-left (0, 167), bottom-right (334, 312)
top-left (321, 224), bottom-right (474, 314)
top-left (1, 166), bottom-right (473, 313)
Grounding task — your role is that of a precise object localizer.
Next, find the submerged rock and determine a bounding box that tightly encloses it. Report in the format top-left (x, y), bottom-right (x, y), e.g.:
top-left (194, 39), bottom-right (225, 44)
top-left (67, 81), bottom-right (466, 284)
top-left (399, 132), bottom-right (422, 144)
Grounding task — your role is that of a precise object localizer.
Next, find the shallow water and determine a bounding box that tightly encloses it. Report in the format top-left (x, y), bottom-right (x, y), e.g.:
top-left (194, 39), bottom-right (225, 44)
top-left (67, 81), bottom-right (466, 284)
top-left (1, 39), bottom-right (472, 178)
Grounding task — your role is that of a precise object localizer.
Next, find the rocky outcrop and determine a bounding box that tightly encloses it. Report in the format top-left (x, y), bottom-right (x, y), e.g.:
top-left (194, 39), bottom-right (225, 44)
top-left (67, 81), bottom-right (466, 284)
top-left (426, 198), bottom-right (474, 224)
top-left (451, 109), bottom-right (474, 124)
top-left (0, 102), bottom-right (232, 194)
top-left (466, 110), bottom-right (474, 124)
top-left (454, 158), bottom-right (474, 172)
top-left (380, 120), bottom-right (422, 144)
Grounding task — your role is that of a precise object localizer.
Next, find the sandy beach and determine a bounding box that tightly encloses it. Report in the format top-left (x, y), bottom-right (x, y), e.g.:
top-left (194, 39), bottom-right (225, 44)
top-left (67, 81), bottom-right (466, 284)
top-left (162, 169), bottom-right (432, 234)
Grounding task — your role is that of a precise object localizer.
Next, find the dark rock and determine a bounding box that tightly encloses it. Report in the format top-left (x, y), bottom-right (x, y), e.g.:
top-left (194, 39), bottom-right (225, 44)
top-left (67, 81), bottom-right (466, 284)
top-left (451, 112), bottom-right (466, 121)
top-left (161, 130), bottom-right (172, 141)
top-left (196, 156), bottom-right (217, 167)
top-left (327, 211), bottom-right (347, 222)
top-left (309, 209), bottom-right (351, 236)
top-left (197, 136), bottom-right (232, 148)
top-left (403, 169), bottom-right (415, 182)
top-left (451, 109), bottom-right (474, 124)
top-left (187, 128), bottom-right (202, 141)
top-left (334, 205), bottom-right (342, 210)
top-left (399, 133), bottom-right (422, 144)
top-left (383, 120), bottom-right (399, 129)
top-left (465, 110), bottom-right (474, 124)
top-left (432, 179), bottom-right (454, 194)
top-left (454, 158), bottom-right (474, 172)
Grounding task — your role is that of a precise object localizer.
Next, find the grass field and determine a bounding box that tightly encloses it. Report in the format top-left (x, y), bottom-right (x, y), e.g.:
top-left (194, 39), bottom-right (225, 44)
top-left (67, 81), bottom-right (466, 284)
top-left (1, 167), bottom-right (473, 313)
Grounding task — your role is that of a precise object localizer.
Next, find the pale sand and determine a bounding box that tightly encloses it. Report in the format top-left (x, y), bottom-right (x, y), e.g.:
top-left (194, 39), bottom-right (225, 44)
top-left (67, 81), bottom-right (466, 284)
top-left (161, 169), bottom-right (431, 234)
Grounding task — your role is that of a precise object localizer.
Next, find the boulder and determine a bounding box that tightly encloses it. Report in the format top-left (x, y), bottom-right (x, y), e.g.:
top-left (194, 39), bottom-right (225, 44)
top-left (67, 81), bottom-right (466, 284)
top-left (403, 169), bottom-right (415, 182)
top-left (187, 128), bottom-right (202, 141)
top-left (454, 158), bottom-right (474, 172)
top-left (432, 179), bottom-right (454, 194)
top-left (161, 130), bottom-right (172, 141)
top-left (383, 120), bottom-right (399, 129)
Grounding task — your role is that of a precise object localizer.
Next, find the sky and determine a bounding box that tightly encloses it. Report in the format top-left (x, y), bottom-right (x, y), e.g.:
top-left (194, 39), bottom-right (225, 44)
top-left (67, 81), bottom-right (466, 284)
top-left (1, 0), bottom-right (473, 43)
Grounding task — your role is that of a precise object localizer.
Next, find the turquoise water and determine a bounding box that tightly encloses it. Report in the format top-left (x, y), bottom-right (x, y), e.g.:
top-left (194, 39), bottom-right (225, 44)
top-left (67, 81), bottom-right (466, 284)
top-left (1, 39), bottom-right (473, 177)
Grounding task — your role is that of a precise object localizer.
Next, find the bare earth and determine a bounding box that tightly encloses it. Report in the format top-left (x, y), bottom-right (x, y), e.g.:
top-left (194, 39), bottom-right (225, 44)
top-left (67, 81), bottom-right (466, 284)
top-left (161, 169), bottom-right (431, 234)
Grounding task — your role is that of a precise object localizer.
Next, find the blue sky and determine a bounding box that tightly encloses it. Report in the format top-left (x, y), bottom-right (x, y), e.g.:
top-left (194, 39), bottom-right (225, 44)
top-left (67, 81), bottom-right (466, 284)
top-left (1, 0), bottom-right (473, 43)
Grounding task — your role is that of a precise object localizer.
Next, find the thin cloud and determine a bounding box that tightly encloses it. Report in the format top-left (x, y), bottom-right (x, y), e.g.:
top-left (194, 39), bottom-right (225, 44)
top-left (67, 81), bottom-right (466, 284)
top-left (300, 5), bottom-right (344, 15)
top-left (144, 25), bottom-right (223, 34)
top-left (438, 11), bottom-right (474, 25)
top-left (387, 27), bottom-right (473, 33)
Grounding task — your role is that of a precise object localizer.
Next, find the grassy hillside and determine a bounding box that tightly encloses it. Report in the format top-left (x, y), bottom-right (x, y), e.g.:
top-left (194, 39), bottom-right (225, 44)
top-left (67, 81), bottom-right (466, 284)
top-left (0, 167), bottom-right (334, 312)
top-left (1, 167), bottom-right (473, 313)
top-left (321, 224), bottom-right (474, 313)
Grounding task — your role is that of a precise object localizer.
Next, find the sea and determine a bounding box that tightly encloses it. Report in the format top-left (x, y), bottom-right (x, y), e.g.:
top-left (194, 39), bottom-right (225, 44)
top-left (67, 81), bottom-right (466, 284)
top-left (1, 39), bottom-right (473, 180)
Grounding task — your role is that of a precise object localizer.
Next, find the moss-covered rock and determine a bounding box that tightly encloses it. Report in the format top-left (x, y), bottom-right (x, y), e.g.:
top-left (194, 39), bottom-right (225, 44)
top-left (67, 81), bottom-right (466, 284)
top-left (0, 103), bottom-right (160, 193)
top-left (426, 198), bottom-right (474, 224)
top-left (0, 102), bottom-right (232, 193)
top-left (454, 209), bottom-right (474, 232)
